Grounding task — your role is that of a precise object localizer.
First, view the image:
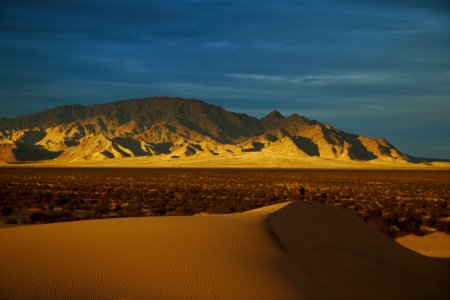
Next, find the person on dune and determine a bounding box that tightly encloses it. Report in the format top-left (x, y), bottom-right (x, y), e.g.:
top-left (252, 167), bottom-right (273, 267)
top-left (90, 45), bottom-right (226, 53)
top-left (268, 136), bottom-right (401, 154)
top-left (320, 191), bottom-right (327, 203)
top-left (299, 186), bottom-right (306, 201)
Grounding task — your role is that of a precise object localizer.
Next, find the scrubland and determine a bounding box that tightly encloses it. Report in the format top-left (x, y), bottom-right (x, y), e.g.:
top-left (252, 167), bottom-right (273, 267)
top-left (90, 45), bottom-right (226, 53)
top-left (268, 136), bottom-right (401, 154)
top-left (0, 168), bottom-right (449, 238)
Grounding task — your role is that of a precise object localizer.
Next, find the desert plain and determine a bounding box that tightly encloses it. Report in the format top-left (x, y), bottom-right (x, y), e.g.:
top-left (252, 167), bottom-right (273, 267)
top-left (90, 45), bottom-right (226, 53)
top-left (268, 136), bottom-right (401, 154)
top-left (0, 166), bottom-right (449, 299)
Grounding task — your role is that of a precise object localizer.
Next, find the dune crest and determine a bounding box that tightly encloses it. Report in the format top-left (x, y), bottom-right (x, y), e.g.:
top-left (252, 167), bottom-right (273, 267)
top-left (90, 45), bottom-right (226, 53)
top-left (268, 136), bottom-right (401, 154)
top-left (269, 201), bottom-right (450, 300)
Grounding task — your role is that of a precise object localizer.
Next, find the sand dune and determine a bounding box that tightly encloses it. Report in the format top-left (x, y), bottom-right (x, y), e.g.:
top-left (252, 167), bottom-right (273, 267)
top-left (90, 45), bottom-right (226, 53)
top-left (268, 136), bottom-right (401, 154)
top-left (269, 201), bottom-right (449, 300)
top-left (1, 202), bottom-right (449, 299)
top-left (0, 203), bottom-right (299, 300)
top-left (396, 232), bottom-right (450, 258)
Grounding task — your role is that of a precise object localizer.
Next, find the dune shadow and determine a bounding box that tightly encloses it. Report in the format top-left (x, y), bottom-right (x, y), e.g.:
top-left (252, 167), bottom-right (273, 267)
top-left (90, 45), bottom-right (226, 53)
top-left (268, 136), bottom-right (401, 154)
top-left (266, 201), bottom-right (450, 300)
top-left (262, 214), bottom-right (285, 251)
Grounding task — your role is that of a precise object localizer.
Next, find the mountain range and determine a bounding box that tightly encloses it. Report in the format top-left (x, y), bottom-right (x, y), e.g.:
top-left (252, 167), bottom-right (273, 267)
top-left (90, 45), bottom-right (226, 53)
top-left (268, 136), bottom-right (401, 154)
top-left (0, 96), bottom-right (409, 163)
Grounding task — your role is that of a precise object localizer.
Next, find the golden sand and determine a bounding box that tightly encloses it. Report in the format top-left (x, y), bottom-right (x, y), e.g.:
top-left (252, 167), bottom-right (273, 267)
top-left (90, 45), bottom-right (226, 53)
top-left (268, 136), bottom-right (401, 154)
top-left (396, 232), bottom-right (450, 258)
top-left (1, 202), bottom-right (448, 299)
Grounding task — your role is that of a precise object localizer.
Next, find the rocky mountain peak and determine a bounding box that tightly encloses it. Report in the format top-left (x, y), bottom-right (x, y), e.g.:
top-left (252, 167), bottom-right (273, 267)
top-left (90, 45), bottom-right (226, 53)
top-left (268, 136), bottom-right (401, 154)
top-left (262, 110), bottom-right (284, 120)
top-left (0, 96), bottom-right (409, 163)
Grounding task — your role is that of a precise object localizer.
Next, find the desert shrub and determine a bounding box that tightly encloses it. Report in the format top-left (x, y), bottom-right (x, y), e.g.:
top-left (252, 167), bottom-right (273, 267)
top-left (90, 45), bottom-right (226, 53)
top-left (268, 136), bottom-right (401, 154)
top-left (113, 203), bottom-right (122, 212)
top-left (0, 168), bottom-right (449, 238)
top-left (30, 212), bottom-right (47, 223)
top-left (55, 196), bottom-right (70, 206)
top-left (375, 221), bottom-right (398, 238)
top-left (5, 217), bottom-right (18, 224)
top-left (1, 206), bottom-right (13, 216)
top-left (47, 211), bottom-right (61, 223)
top-left (124, 201), bottom-right (142, 217)
top-left (435, 219), bottom-right (450, 234)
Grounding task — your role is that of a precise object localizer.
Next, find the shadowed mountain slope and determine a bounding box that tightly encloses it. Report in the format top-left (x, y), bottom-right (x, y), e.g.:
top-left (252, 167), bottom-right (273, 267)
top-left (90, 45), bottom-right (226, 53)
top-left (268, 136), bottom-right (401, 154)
top-left (0, 96), bottom-right (409, 163)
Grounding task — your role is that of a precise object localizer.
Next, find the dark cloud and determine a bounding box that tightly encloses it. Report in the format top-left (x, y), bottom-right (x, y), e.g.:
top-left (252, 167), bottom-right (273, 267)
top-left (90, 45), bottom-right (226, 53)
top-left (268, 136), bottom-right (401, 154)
top-left (0, 0), bottom-right (449, 158)
top-left (337, 0), bottom-right (450, 12)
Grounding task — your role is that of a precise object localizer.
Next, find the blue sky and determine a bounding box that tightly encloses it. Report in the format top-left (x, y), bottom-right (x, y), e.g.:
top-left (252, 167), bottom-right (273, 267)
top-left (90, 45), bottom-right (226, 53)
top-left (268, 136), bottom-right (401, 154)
top-left (1, 0), bottom-right (449, 158)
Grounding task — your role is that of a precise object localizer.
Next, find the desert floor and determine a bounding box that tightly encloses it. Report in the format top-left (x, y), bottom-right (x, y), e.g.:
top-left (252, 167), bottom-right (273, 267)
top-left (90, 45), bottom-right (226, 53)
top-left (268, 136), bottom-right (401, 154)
top-left (2, 152), bottom-right (450, 169)
top-left (1, 201), bottom-right (449, 300)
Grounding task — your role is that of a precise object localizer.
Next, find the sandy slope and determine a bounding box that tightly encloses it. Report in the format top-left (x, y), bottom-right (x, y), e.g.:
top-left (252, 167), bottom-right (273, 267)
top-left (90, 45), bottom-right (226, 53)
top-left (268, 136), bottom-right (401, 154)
top-left (396, 232), bottom-right (450, 258)
top-left (1, 202), bottom-right (449, 300)
top-left (0, 203), bottom-right (299, 300)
